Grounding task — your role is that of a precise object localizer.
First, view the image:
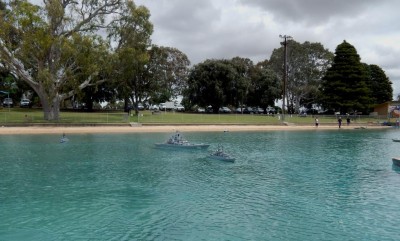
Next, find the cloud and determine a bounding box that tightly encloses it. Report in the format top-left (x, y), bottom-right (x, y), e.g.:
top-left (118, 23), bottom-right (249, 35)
top-left (136, 0), bottom-right (400, 96)
top-left (149, 0), bottom-right (220, 33)
top-left (239, 0), bottom-right (388, 25)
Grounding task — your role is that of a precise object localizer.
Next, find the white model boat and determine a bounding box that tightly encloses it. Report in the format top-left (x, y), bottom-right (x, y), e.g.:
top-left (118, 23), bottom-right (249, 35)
top-left (208, 145), bottom-right (235, 162)
top-left (60, 133), bottom-right (69, 143)
top-left (155, 131), bottom-right (209, 149)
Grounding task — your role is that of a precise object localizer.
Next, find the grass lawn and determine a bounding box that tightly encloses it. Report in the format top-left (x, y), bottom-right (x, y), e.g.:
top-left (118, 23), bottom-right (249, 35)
top-left (0, 108), bottom-right (386, 125)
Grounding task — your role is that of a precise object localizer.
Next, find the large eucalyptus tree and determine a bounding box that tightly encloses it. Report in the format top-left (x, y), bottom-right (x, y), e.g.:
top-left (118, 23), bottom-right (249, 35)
top-left (0, 0), bottom-right (125, 120)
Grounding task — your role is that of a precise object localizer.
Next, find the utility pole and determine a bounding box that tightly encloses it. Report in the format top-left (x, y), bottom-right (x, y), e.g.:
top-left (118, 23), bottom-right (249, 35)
top-left (279, 35), bottom-right (292, 122)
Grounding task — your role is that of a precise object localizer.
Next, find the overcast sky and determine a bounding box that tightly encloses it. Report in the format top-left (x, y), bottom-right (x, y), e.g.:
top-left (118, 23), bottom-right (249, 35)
top-left (135, 0), bottom-right (400, 97)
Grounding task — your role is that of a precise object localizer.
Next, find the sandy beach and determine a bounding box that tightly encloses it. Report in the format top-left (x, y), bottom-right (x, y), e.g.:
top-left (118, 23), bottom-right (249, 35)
top-left (0, 123), bottom-right (389, 135)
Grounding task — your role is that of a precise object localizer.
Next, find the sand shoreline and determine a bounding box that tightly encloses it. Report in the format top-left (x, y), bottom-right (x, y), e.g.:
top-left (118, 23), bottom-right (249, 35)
top-left (0, 124), bottom-right (389, 135)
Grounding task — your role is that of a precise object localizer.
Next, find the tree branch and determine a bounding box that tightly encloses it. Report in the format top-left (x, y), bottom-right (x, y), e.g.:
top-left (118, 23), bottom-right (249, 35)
top-left (0, 41), bottom-right (39, 91)
top-left (62, 0), bottom-right (122, 38)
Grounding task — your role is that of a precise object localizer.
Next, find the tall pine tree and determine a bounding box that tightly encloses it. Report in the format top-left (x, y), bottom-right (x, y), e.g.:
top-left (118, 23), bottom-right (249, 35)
top-left (321, 41), bottom-right (371, 114)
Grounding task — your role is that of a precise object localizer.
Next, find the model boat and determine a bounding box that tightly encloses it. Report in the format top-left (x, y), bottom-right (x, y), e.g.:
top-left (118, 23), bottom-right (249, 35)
top-left (155, 131), bottom-right (209, 149)
top-left (208, 145), bottom-right (235, 162)
top-left (60, 135), bottom-right (69, 143)
top-left (392, 157), bottom-right (400, 167)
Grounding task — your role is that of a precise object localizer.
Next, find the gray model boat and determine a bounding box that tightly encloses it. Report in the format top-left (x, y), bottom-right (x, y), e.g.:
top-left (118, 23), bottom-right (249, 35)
top-left (60, 133), bottom-right (69, 143)
top-left (393, 157), bottom-right (400, 167)
top-left (155, 131), bottom-right (209, 149)
top-left (208, 145), bottom-right (235, 162)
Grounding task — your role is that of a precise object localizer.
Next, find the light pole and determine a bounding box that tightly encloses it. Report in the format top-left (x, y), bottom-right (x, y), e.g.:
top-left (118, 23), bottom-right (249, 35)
top-left (279, 34), bottom-right (292, 122)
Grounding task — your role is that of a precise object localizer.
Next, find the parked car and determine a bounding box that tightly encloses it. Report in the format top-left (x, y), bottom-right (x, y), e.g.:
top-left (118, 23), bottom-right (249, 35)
top-left (243, 106), bottom-right (254, 114)
top-left (254, 107), bottom-right (264, 114)
top-left (174, 104), bottom-right (185, 112)
top-left (236, 106), bottom-right (253, 114)
top-left (73, 102), bottom-right (86, 110)
top-left (149, 104), bottom-right (159, 111)
top-left (197, 107), bottom-right (205, 113)
top-left (125, 103), bottom-right (145, 112)
top-left (219, 107), bottom-right (231, 113)
top-left (206, 105), bottom-right (214, 113)
top-left (2, 98), bottom-right (13, 107)
top-left (266, 106), bottom-right (276, 114)
top-left (20, 98), bottom-right (32, 108)
top-left (159, 103), bottom-right (166, 110)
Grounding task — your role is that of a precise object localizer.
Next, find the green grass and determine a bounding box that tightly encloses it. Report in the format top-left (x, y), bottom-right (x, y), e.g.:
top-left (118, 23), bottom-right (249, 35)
top-left (138, 111), bottom-right (283, 124)
top-left (0, 108), bottom-right (128, 124)
top-left (0, 108), bottom-right (387, 125)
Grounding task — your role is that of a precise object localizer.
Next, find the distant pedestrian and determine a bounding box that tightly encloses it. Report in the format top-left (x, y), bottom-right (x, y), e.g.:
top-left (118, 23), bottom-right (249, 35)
top-left (396, 119), bottom-right (399, 128)
top-left (315, 118), bottom-right (319, 127)
top-left (338, 117), bottom-right (342, 128)
top-left (347, 116), bottom-right (351, 126)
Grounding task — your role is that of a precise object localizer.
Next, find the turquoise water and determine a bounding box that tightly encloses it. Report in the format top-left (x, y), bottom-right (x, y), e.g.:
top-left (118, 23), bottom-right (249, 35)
top-left (1, 129), bottom-right (400, 240)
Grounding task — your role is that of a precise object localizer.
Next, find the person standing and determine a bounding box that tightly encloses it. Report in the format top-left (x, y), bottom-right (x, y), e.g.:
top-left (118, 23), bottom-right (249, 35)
top-left (338, 116), bottom-right (342, 128)
top-left (347, 116), bottom-right (351, 126)
top-left (315, 118), bottom-right (319, 127)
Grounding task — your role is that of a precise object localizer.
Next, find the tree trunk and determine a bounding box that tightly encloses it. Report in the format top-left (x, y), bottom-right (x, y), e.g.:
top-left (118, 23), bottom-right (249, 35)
top-left (37, 90), bottom-right (61, 121)
top-left (43, 104), bottom-right (61, 121)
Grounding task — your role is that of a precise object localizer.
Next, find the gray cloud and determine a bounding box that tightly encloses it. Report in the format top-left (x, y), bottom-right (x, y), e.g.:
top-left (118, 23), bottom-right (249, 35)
top-left (239, 0), bottom-right (387, 25)
top-left (136, 0), bottom-right (400, 96)
top-left (149, 0), bottom-right (220, 33)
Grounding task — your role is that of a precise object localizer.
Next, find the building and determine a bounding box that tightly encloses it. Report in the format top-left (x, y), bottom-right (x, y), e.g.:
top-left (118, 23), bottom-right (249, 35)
top-left (373, 101), bottom-right (400, 117)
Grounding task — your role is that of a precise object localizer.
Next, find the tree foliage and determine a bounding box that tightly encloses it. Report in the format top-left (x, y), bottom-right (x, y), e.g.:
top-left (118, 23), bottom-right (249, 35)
top-left (248, 60), bottom-right (281, 108)
top-left (363, 63), bottom-right (393, 105)
top-left (321, 41), bottom-right (373, 113)
top-left (0, 0), bottom-right (124, 120)
top-left (268, 40), bottom-right (333, 113)
top-left (228, 57), bottom-right (253, 107)
top-left (185, 59), bottom-right (238, 113)
top-left (108, 1), bottom-right (153, 113)
top-left (147, 45), bottom-right (190, 104)
top-left (184, 57), bottom-right (281, 112)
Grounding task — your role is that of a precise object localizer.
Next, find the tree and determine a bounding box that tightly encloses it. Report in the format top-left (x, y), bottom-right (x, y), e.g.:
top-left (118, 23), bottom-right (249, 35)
top-left (268, 40), bottom-right (333, 113)
top-left (363, 63), bottom-right (392, 105)
top-left (0, 68), bottom-right (14, 90)
top-left (185, 59), bottom-right (238, 113)
top-left (184, 57), bottom-right (281, 112)
top-left (228, 57), bottom-right (253, 107)
top-left (248, 60), bottom-right (281, 109)
top-left (75, 80), bottom-right (117, 111)
top-left (0, 0), bottom-right (123, 120)
top-left (108, 1), bottom-right (153, 114)
top-left (147, 45), bottom-right (190, 104)
top-left (321, 40), bottom-right (371, 114)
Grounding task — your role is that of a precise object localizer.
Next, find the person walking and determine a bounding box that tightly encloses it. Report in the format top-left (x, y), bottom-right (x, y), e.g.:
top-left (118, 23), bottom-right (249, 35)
top-left (338, 116), bottom-right (342, 128)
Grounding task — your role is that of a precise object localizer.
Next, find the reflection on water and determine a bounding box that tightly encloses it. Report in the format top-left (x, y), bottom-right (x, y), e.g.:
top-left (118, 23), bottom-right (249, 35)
top-left (1, 129), bottom-right (400, 240)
